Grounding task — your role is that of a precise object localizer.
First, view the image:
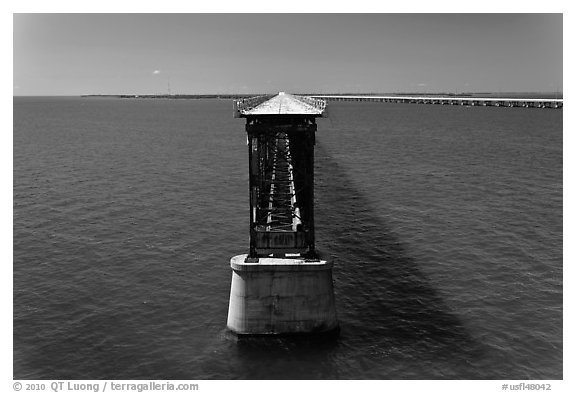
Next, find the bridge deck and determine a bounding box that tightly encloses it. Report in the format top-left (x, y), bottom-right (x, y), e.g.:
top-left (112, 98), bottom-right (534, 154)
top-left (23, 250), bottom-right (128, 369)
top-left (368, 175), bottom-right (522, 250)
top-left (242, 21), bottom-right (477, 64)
top-left (240, 92), bottom-right (325, 116)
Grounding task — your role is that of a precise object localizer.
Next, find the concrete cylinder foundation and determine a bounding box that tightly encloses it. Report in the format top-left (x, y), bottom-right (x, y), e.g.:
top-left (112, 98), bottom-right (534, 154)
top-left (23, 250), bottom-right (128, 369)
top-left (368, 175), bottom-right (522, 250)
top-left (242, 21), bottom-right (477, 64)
top-left (226, 254), bottom-right (338, 335)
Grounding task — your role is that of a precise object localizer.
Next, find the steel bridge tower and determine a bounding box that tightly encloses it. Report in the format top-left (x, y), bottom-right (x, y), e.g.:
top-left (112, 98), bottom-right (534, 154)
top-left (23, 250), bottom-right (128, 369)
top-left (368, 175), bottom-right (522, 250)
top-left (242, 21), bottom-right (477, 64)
top-left (227, 92), bottom-right (338, 335)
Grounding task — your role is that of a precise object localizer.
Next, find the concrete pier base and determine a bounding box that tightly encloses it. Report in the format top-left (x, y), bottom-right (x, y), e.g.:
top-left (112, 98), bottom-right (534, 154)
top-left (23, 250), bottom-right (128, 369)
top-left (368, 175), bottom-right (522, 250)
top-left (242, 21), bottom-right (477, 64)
top-left (226, 254), bottom-right (338, 335)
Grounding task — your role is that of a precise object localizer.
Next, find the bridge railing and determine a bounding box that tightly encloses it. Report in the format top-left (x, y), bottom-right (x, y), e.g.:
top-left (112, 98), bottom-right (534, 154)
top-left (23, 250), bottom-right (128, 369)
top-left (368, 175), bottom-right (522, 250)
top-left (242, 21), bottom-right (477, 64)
top-left (296, 95), bottom-right (327, 113)
top-left (233, 95), bottom-right (275, 117)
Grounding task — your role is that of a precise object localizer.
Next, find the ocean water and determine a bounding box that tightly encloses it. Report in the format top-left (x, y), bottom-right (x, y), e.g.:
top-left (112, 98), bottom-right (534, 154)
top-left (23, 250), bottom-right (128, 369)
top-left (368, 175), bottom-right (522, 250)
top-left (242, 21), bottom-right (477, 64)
top-left (13, 97), bottom-right (562, 379)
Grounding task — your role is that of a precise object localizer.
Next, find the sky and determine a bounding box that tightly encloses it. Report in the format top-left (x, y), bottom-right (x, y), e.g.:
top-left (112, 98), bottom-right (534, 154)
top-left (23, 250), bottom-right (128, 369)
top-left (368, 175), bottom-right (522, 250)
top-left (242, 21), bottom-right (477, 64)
top-left (13, 13), bottom-right (563, 95)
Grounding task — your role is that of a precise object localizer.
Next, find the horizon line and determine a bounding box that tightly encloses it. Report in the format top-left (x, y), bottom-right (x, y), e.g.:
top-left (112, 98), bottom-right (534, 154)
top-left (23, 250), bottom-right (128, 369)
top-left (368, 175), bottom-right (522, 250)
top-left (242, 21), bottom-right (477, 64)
top-left (13, 90), bottom-right (565, 98)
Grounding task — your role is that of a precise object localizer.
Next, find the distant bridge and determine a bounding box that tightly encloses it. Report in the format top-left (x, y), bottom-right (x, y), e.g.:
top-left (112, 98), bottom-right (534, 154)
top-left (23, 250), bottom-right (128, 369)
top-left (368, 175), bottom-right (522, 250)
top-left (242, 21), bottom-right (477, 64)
top-left (308, 95), bottom-right (563, 109)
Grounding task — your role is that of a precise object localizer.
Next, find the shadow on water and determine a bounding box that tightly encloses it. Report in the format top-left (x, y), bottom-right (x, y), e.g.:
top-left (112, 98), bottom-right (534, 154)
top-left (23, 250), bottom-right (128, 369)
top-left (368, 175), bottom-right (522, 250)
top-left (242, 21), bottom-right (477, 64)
top-left (314, 141), bottom-right (484, 376)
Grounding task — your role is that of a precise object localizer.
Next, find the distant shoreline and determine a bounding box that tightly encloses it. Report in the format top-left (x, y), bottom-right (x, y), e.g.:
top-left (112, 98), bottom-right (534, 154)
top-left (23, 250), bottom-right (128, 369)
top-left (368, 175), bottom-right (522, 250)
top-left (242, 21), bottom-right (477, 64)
top-left (81, 94), bottom-right (259, 100)
top-left (80, 92), bottom-right (563, 100)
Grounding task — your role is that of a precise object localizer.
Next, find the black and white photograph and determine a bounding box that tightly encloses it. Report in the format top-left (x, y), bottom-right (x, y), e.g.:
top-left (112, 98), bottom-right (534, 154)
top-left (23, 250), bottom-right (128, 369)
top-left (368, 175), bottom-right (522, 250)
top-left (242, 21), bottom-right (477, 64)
top-left (9, 4), bottom-right (568, 389)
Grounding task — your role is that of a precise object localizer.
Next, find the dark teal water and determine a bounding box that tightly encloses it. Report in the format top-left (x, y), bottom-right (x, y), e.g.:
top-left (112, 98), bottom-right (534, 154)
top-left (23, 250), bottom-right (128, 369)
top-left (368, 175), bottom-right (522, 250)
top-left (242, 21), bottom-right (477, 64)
top-left (13, 97), bottom-right (562, 379)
